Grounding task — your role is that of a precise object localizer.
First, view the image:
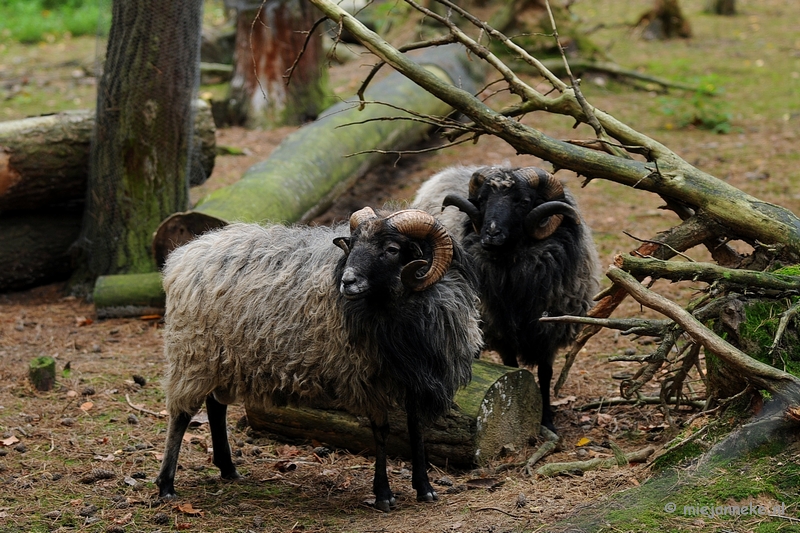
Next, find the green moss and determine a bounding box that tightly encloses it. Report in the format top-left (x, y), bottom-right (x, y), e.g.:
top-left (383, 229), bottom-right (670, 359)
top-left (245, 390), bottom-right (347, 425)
top-left (738, 297), bottom-right (800, 377)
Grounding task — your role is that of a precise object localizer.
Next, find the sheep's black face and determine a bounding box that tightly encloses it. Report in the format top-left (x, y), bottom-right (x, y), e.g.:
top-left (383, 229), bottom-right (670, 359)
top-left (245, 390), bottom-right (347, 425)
top-left (335, 227), bottom-right (424, 300)
top-left (474, 177), bottom-right (538, 252)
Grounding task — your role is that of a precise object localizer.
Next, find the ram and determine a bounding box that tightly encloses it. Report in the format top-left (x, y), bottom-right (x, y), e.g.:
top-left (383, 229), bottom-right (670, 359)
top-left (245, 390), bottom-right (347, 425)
top-left (155, 208), bottom-right (481, 512)
top-left (413, 165), bottom-right (600, 432)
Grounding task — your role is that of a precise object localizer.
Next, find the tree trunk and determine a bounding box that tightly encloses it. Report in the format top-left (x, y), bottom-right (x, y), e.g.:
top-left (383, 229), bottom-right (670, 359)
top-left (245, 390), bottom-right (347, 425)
top-left (227, 0), bottom-right (330, 128)
top-left (706, 0), bottom-right (735, 16)
top-left (637, 0), bottom-right (692, 40)
top-left (245, 359), bottom-right (541, 467)
top-left (0, 209), bottom-right (82, 292)
top-left (71, 0), bottom-right (202, 290)
top-left (0, 102), bottom-right (215, 213)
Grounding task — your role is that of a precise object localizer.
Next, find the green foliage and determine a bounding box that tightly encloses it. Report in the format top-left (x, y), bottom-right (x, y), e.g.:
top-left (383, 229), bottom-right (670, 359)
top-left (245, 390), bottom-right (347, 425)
top-left (0, 0), bottom-right (110, 43)
top-left (657, 76), bottom-right (733, 134)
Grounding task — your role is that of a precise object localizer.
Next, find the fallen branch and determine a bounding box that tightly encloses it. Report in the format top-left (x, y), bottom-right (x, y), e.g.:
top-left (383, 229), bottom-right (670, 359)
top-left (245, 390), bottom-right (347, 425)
top-left (125, 394), bottom-right (166, 418)
top-left (606, 266), bottom-right (800, 399)
top-left (577, 396), bottom-right (705, 411)
top-left (523, 426), bottom-right (560, 476)
top-left (616, 254), bottom-right (800, 292)
top-left (539, 315), bottom-right (670, 337)
top-left (535, 446), bottom-right (654, 477)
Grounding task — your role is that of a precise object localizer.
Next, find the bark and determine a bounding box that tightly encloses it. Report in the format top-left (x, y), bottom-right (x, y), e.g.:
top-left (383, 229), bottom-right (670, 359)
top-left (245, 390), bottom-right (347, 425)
top-left (245, 359), bottom-right (541, 467)
top-left (0, 101), bottom-right (216, 213)
top-left (228, 0), bottom-right (330, 128)
top-left (71, 0), bottom-right (202, 286)
top-left (0, 209), bottom-right (82, 292)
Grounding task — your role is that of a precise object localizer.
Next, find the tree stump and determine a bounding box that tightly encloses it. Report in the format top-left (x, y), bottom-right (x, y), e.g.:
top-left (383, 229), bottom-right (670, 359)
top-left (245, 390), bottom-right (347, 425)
top-left (245, 359), bottom-right (541, 467)
top-left (29, 356), bottom-right (56, 391)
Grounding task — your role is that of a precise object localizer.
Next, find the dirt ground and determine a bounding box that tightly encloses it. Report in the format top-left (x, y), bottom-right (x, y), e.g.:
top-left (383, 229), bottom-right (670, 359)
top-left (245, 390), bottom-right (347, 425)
top-left (2, 1), bottom-right (800, 531)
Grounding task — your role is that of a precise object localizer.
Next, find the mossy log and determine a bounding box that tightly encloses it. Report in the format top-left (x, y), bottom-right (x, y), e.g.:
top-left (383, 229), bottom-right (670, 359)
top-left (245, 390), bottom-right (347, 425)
top-left (93, 273), bottom-right (166, 319)
top-left (0, 100), bottom-right (216, 214)
top-left (245, 359), bottom-right (541, 467)
top-left (29, 356), bottom-right (56, 391)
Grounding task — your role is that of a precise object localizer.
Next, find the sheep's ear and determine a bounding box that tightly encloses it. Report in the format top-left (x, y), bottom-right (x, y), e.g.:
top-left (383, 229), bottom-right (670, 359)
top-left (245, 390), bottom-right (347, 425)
top-left (333, 237), bottom-right (351, 256)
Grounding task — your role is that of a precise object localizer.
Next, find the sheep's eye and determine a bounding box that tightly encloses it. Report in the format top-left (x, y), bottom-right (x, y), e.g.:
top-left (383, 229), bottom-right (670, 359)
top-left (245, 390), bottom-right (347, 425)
top-left (386, 243), bottom-right (401, 255)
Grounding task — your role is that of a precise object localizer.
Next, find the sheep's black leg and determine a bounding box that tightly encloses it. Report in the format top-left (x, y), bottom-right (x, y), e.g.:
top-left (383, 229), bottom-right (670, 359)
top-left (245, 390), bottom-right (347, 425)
top-left (206, 394), bottom-right (240, 480)
top-left (370, 420), bottom-right (396, 512)
top-left (537, 362), bottom-right (557, 433)
top-left (405, 399), bottom-right (437, 503)
top-left (155, 411), bottom-right (192, 500)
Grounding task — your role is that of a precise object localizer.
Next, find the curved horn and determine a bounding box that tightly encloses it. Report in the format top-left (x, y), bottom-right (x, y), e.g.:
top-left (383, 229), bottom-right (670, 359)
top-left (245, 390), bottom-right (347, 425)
top-left (443, 193), bottom-right (482, 231)
top-left (468, 167), bottom-right (492, 198)
top-left (516, 167), bottom-right (565, 201)
top-left (524, 201), bottom-right (581, 240)
top-left (349, 206), bottom-right (377, 231)
top-left (384, 209), bottom-right (454, 291)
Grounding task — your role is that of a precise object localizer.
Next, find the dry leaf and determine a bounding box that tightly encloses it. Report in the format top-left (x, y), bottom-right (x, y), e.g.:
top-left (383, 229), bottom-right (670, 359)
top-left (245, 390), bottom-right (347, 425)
top-left (80, 401), bottom-right (94, 411)
top-left (66, 390), bottom-right (78, 398)
top-left (75, 316), bottom-right (93, 327)
top-left (551, 395), bottom-right (577, 406)
top-left (576, 437), bottom-right (591, 447)
top-left (2, 436), bottom-right (20, 446)
top-left (176, 502), bottom-right (205, 516)
top-left (139, 314), bottom-right (162, 320)
top-left (276, 445), bottom-right (301, 458)
top-left (176, 522), bottom-right (192, 530)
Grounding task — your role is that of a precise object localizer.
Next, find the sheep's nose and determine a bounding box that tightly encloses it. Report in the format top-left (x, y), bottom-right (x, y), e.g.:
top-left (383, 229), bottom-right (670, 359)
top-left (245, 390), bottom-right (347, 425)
top-left (482, 221), bottom-right (506, 248)
top-left (340, 267), bottom-right (369, 299)
top-left (485, 221), bottom-right (501, 237)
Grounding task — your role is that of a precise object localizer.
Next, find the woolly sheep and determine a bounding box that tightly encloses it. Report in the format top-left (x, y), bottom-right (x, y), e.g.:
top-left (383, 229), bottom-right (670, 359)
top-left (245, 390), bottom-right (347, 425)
top-left (155, 207), bottom-right (482, 512)
top-left (413, 165), bottom-right (600, 432)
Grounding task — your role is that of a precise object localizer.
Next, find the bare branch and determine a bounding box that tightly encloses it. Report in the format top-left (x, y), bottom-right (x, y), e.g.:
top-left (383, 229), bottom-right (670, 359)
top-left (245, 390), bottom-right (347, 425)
top-left (606, 266), bottom-right (800, 398)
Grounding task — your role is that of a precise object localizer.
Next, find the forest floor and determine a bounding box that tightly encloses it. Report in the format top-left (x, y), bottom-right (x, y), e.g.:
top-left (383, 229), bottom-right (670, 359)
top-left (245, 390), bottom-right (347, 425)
top-left (1, 0), bottom-right (800, 532)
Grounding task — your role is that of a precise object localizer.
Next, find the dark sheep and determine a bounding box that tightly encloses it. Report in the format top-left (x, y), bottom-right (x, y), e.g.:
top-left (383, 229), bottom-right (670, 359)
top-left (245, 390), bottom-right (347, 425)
top-left (413, 165), bottom-right (600, 432)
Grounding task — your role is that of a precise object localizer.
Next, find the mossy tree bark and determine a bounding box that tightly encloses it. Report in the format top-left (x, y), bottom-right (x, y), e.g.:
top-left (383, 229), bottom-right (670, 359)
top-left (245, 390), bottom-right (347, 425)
top-left (71, 0), bottom-right (202, 291)
top-left (228, 0), bottom-right (330, 128)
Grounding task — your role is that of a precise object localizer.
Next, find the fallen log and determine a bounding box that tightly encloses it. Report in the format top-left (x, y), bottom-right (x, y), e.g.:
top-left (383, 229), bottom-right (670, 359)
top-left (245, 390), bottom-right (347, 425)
top-left (245, 359), bottom-right (541, 467)
top-left (0, 209), bottom-right (82, 291)
top-left (0, 100), bottom-right (216, 213)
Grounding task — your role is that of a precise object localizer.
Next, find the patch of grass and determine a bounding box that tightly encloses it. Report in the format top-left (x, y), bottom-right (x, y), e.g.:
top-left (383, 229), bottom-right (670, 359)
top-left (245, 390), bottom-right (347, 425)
top-left (0, 0), bottom-right (111, 43)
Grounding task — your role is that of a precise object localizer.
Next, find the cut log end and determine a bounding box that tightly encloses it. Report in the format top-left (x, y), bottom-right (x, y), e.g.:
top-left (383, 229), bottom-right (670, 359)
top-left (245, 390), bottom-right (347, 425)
top-left (152, 211), bottom-right (228, 267)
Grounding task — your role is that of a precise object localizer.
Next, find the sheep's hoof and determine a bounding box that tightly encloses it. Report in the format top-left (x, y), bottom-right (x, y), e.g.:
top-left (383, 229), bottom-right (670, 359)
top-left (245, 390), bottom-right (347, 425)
top-left (157, 487), bottom-right (178, 501)
top-left (374, 497), bottom-right (397, 512)
top-left (417, 490), bottom-right (438, 503)
top-left (220, 470), bottom-right (242, 481)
